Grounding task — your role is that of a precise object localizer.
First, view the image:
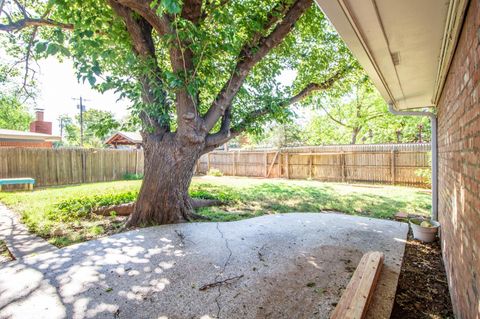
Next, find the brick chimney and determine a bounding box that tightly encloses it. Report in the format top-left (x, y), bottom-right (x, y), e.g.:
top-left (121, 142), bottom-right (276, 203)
top-left (30, 109), bottom-right (52, 135)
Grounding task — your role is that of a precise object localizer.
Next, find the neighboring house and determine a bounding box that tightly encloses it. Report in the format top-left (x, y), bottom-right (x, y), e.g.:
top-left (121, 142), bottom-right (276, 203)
top-left (105, 131), bottom-right (142, 149)
top-left (313, 0), bottom-right (478, 317)
top-left (0, 109), bottom-right (60, 148)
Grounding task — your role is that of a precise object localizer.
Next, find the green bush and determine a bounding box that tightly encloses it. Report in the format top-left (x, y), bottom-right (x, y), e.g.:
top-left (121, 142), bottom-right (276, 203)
top-left (207, 168), bottom-right (223, 177)
top-left (47, 185), bottom-right (235, 222)
top-left (123, 173), bottom-right (144, 180)
top-left (49, 191), bottom-right (138, 222)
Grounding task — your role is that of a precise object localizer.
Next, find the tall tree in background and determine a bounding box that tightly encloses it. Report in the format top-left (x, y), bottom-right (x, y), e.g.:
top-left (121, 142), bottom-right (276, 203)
top-left (58, 110), bottom-right (123, 147)
top-left (312, 77), bottom-right (385, 144)
top-left (1, 0), bottom-right (357, 225)
top-left (0, 96), bottom-right (33, 130)
top-left (0, 62), bottom-right (33, 130)
top-left (80, 109), bottom-right (120, 141)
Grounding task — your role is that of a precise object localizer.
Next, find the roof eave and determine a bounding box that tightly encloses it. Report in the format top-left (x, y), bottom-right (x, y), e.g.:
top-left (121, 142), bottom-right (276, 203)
top-left (314, 0), bottom-right (469, 111)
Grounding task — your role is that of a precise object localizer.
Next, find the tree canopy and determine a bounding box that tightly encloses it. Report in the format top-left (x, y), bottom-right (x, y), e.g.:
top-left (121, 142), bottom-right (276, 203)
top-left (243, 76), bottom-right (431, 147)
top-left (0, 60), bottom-right (33, 131)
top-left (1, 0), bottom-right (365, 225)
top-left (1, 0), bottom-right (357, 145)
top-left (58, 109), bottom-right (137, 147)
top-left (0, 95), bottom-right (33, 130)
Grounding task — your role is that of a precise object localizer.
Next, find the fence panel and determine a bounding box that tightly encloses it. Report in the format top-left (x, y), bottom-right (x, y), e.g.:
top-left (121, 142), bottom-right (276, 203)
top-left (0, 148), bottom-right (143, 187)
top-left (0, 143), bottom-right (431, 187)
top-left (197, 143), bottom-right (431, 187)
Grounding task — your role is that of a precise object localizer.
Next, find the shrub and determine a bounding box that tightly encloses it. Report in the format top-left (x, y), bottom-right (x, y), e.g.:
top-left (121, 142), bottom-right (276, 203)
top-left (47, 185), bottom-right (235, 222)
top-left (49, 191), bottom-right (138, 222)
top-left (207, 168), bottom-right (223, 177)
top-left (123, 173), bottom-right (144, 180)
top-left (415, 168), bottom-right (432, 185)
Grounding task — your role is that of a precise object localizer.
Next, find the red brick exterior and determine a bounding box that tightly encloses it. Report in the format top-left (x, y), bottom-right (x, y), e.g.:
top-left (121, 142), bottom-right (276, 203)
top-left (0, 141), bottom-right (52, 148)
top-left (437, 0), bottom-right (480, 318)
top-left (29, 121), bottom-right (52, 135)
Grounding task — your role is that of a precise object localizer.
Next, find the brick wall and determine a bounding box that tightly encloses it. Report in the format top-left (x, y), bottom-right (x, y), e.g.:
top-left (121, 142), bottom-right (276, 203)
top-left (29, 121), bottom-right (53, 135)
top-left (0, 141), bottom-right (52, 148)
top-left (437, 0), bottom-right (480, 318)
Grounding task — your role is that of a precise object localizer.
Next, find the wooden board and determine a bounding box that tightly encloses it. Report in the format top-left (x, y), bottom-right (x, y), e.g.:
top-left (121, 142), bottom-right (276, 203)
top-left (330, 251), bottom-right (384, 319)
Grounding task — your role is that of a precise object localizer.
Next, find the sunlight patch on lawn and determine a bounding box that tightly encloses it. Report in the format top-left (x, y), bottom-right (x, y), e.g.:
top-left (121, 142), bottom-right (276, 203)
top-left (0, 177), bottom-right (431, 247)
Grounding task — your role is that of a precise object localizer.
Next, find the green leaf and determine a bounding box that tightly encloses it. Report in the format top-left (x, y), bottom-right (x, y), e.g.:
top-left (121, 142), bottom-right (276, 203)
top-left (46, 43), bottom-right (59, 56)
top-left (35, 42), bottom-right (48, 54)
top-left (87, 75), bottom-right (96, 86)
top-left (161, 0), bottom-right (181, 14)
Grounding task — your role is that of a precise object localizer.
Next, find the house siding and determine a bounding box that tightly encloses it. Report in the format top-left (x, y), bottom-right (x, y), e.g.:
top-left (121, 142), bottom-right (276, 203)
top-left (0, 141), bottom-right (53, 148)
top-left (437, 0), bottom-right (480, 318)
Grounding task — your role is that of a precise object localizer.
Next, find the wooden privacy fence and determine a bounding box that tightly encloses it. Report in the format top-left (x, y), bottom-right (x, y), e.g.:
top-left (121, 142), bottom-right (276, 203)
top-left (0, 148), bottom-right (144, 187)
top-left (196, 143), bottom-right (431, 187)
top-left (0, 143), bottom-right (430, 188)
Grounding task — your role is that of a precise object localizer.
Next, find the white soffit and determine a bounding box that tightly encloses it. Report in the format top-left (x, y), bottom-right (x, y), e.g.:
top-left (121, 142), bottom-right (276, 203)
top-left (314, 0), bottom-right (468, 110)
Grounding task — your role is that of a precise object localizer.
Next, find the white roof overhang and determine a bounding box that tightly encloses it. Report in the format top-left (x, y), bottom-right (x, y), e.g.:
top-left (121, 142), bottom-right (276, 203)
top-left (0, 129), bottom-right (61, 141)
top-left (314, 0), bottom-right (469, 110)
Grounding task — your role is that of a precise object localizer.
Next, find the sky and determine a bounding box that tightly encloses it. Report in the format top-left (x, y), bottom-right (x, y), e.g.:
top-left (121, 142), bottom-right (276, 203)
top-left (14, 57), bottom-right (313, 136)
top-left (34, 59), bottom-right (311, 136)
top-left (36, 57), bottom-right (131, 135)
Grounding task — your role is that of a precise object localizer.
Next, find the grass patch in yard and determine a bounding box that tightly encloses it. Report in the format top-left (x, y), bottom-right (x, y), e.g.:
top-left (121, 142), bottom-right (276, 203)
top-left (192, 177), bottom-right (431, 221)
top-left (0, 176), bottom-right (431, 246)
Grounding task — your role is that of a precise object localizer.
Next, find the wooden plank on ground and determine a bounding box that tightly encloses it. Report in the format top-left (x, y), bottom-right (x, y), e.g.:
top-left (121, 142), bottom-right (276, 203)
top-left (330, 251), bottom-right (384, 319)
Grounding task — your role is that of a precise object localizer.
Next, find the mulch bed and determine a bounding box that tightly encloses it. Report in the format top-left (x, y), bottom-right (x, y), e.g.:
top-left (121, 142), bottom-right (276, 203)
top-left (391, 231), bottom-right (454, 319)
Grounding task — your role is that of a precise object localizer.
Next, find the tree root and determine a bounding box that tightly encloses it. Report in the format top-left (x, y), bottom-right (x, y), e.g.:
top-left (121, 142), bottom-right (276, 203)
top-left (187, 211), bottom-right (211, 221)
top-left (92, 198), bottom-right (223, 218)
top-left (190, 198), bottom-right (224, 208)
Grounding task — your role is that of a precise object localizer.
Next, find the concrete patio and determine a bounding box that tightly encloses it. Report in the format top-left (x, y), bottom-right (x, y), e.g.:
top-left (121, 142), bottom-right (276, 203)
top-left (0, 213), bottom-right (408, 319)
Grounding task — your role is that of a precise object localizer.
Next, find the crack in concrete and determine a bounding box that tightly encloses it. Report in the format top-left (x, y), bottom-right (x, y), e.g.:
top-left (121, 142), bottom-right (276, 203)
top-left (214, 222), bottom-right (234, 319)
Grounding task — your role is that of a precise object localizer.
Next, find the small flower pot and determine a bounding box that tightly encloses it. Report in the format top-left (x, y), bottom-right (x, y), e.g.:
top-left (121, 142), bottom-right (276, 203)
top-left (409, 218), bottom-right (440, 243)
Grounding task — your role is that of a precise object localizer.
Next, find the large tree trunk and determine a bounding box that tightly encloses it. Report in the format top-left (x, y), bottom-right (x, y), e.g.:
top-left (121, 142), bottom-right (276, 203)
top-left (126, 133), bottom-right (204, 227)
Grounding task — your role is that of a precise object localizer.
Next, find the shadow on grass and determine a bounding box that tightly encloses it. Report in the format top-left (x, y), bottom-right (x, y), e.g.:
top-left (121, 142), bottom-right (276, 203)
top-left (197, 182), bottom-right (431, 222)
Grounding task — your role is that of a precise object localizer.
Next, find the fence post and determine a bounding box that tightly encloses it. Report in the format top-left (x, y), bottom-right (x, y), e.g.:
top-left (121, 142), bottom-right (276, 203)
top-left (207, 153), bottom-right (211, 172)
top-left (391, 149), bottom-right (396, 185)
top-left (81, 149), bottom-right (86, 183)
top-left (232, 152), bottom-right (236, 176)
top-left (264, 152), bottom-right (268, 177)
top-left (278, 152), bottom-right (282, 178)
top-left (341, 152), bottom-right (346, 182)
top-left (309, 154), bottom-right (313, 179)
top-left (134, 150), bottom-right (138, 175)
top-left (286, 152), bottom-right (290, 179)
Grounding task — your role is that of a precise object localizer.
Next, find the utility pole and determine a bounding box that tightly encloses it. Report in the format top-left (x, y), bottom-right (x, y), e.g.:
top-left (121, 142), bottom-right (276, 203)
top-left (59, 118), bottom-right (64, 140)
top-left (72, 96), bottom-right (89, 147)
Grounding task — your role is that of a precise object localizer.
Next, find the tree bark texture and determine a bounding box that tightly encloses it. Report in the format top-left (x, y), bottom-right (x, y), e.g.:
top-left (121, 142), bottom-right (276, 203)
top-left (126, 133), bottom-right (204, 226)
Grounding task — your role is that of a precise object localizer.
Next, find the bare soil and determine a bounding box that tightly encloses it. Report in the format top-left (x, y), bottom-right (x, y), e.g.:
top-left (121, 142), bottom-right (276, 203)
top-left (391, 232), bottom-right (454, 318)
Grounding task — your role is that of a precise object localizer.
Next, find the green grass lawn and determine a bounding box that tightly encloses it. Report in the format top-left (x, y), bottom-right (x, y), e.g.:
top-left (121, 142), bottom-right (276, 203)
top-left (0, 176), bottom-right (431, 247)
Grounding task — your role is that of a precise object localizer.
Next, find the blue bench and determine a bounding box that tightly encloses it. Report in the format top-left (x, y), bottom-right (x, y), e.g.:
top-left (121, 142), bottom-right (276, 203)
top-left (0, 178), bottom-right (35, 191)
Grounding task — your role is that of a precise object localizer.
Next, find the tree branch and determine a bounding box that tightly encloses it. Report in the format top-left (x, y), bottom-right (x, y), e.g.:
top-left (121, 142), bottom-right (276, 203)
top-left (108, 0), bottom-right (170, 134)
top-left (182, 0), bottom-right (203, 24)
top-left (204, 66), bottom-right (346, 150)
top-left (200, 0), bottom-right (229, 22)
top-left (114, 0), bottom-right (171, 36)
top-left (0, 17), bottom-right (73, 32)
top-left (203, 0), bottom-right (313, 132)
top-left (319, 104), bottom-right (351, 128)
